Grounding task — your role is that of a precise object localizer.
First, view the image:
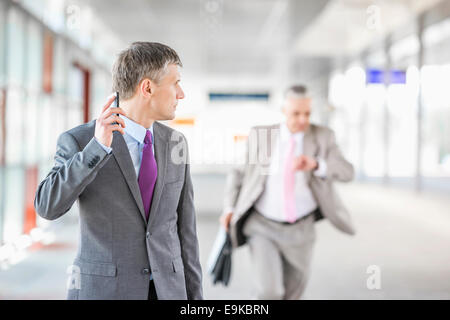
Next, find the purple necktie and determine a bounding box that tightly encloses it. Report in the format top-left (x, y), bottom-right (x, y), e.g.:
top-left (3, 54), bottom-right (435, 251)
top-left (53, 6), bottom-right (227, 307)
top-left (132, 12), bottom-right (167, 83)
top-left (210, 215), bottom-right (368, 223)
top-left (138, 130), bottom-right (158, 221)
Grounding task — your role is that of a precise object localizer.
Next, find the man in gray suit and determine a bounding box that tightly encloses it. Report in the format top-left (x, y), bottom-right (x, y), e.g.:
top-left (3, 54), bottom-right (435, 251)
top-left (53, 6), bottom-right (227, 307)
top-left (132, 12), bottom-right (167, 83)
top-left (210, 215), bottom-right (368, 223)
top-left (220, 85), bottom-right (355, 299)
top-left (35, 42), bottom-right (203, 300)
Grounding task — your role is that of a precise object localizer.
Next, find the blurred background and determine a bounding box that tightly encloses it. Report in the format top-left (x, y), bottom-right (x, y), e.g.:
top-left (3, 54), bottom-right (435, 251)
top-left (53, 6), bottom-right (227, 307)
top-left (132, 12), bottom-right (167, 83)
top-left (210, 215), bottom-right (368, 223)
top-left (0, 0), bottom-right (449, 299)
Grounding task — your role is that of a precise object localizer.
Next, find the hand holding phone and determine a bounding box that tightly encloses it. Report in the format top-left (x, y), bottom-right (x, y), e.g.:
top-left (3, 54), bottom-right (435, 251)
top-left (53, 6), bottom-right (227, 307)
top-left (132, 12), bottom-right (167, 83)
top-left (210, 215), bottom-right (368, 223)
top-left (94, 92), bottom-right (126, 148)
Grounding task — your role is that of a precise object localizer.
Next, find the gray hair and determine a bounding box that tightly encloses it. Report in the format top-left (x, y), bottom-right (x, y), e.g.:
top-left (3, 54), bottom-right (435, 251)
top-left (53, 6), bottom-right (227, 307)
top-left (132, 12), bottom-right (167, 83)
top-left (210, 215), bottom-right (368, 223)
top-left (284, 85), bottom-right (308, 99)
top-left (112, 42), bottom-right (182, 100)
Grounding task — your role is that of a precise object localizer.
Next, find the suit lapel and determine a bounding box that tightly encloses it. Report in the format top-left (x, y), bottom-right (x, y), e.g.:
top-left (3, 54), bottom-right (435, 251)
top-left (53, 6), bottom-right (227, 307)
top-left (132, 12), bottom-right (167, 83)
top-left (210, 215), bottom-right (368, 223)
top-left (257, 124), bottom-right (280, 184)
top-left (111, 131), bottom-right (147, 223)
top-left (266, 124), bottom-right (279, 161)
top-left (147, 122), bottom-right (168, 230)
top-left (303, 125), bottom-right (318, 183)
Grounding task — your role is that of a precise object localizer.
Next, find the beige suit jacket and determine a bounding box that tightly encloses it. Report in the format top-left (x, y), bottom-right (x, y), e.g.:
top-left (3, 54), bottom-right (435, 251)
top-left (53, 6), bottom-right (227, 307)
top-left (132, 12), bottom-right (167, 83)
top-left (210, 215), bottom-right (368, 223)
top-left (224, 123), bottom-right (356, 248)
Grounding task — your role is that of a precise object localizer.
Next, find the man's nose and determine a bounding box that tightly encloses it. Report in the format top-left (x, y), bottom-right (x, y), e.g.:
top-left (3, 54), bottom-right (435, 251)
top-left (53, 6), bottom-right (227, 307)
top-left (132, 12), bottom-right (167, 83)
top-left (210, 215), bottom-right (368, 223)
top-left (177, 88), bottom-right (185, 100)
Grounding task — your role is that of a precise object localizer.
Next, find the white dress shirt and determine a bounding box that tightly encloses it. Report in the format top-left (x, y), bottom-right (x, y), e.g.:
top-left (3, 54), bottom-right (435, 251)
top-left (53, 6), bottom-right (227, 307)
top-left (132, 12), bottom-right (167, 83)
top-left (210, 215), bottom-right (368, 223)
top-left (95, 115), bottom-right (155, 178)
top-left (253, 123), bottom-right (327, 222)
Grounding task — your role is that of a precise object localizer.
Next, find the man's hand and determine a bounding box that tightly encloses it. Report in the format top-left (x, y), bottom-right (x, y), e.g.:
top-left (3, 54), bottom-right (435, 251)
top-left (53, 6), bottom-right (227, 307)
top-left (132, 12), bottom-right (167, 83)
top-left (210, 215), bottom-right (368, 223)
top-left (293, 155), bottom-right (318, 172)
top-left (219, 212), bottom-right (233, 232)
top-left (94, 94), bottom-right (127, 148)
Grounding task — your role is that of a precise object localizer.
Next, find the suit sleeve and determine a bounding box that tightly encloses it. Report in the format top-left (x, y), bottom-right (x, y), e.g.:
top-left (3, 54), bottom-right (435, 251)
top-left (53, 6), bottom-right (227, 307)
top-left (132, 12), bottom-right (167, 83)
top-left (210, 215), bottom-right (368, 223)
top-left (222, 127), bottom-right (254, 213)
top-left (323, 129), bottom-right (354, 182)
top-left (176, 135), bottom-right (203, 300)
top-left (34, 131), bottom-right (113, 221)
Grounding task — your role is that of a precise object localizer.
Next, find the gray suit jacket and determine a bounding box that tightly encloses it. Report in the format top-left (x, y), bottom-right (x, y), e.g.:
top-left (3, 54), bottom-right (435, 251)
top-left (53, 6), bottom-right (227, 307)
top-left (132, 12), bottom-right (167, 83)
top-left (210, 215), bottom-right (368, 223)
top-left (34, 120), bottom-right (203, 300)
top-left (224, 123), bottom-right (356, 248)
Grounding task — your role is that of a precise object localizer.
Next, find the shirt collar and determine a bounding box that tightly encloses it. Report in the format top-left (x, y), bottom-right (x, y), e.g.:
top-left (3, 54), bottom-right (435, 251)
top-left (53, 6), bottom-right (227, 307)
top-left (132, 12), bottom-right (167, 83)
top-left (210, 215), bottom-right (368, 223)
top-left (280, 122), bottom-right (304, 141)
top-left (119, 114), bottom-right (154, 144)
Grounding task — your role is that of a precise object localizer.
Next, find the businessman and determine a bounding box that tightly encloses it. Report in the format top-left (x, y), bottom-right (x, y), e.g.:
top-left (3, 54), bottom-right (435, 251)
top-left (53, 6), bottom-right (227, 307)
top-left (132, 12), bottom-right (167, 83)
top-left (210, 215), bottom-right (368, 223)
top-left (220, 85), bottom-right (355, 299)
top-left (35, 42), bottom-right (203, 300)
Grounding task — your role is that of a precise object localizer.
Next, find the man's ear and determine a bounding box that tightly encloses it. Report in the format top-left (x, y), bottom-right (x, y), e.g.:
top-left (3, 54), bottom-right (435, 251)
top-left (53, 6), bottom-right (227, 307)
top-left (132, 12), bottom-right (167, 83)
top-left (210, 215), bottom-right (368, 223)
top-left (140, 78), bottom-right (153, 97)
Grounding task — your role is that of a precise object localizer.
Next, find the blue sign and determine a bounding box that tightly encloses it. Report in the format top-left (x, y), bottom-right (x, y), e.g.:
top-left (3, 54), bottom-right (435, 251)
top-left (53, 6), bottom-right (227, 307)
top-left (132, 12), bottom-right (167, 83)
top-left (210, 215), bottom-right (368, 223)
top-left (366, 69), bottom-right (406, 84)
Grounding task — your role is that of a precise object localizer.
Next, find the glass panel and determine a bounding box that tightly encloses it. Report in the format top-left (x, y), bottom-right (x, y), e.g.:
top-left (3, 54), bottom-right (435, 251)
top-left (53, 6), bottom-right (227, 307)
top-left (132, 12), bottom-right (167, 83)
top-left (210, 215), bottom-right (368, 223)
top-left (24, 92), bottom-right (39, 166)
top-left (53, 37), bottom-right (66, 95)
top-left (0, 1), bottom-right (6, 86)
top-left (39, 94), bottom-right (55, 162)
top-left (5, 87), bottom-right (25, 165)
top-left (386, 74), bottom-right (418, 177)
top-left (421, 65), bottom-right (450, 177)
top-left (7, 7), bottom-right (25, 87)
top-left (328, 67), bottom-right (366, 174)
top-left (26, 19), bottom-right (42, 93)
top-left (3, 167), bottom-right (25, 243)
top-left (364, 84), bottom-right (385, 177)
top-left (67, 64), bottom-right (84, 128)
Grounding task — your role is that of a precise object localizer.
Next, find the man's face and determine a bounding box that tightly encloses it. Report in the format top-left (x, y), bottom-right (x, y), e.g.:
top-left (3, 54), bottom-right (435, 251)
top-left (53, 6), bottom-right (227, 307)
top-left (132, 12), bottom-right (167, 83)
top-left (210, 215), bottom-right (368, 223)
top-left (282, 96), bottom-right (311, 133)
top-left (149, 63), bottom-right (185, 120)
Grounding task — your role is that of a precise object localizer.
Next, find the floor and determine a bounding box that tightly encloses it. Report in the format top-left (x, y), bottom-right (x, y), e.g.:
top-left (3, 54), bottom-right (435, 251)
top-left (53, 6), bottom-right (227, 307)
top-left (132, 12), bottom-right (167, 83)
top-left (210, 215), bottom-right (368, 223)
top-left (1, 180), bottom-right (449, 300)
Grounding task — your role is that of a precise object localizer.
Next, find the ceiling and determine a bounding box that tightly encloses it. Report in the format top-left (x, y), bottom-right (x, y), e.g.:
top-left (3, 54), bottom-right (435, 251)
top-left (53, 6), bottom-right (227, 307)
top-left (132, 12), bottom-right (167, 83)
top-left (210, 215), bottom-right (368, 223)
top-left (75, 0), bottom-right (330, 76)
top-left (67, 0), bottom-right (447, 83)
top-left (295, 0), bottom-right (445, 57)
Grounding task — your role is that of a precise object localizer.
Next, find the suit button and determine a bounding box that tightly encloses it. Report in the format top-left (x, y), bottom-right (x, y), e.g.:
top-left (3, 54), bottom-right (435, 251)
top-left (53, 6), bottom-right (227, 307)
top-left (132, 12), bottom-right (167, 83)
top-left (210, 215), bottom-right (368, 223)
top-left (146, 232), bottom-right (150, 238)
top-left (142, 268), bottom-right (150, 275)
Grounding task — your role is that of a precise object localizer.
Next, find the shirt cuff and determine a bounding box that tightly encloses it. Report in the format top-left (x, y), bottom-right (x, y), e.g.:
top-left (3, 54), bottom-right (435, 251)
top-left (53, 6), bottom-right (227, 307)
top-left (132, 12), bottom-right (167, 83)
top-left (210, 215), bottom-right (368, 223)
top-left (94, 137), bottom-right (113, 154)
top-left (313, 158), bottom-right (327, 178)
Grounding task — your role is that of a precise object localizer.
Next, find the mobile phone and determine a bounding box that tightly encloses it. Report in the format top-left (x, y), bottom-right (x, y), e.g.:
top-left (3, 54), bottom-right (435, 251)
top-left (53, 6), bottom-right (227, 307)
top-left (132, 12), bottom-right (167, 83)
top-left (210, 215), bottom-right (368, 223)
top-left (112, 91), bottom-right (119, 125)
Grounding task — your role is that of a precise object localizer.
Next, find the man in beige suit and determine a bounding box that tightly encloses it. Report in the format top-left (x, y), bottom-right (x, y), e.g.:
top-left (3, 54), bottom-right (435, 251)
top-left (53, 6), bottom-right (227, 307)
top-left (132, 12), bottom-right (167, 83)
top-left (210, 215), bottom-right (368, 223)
top-left (220, 85), bottom-right (355, 299)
